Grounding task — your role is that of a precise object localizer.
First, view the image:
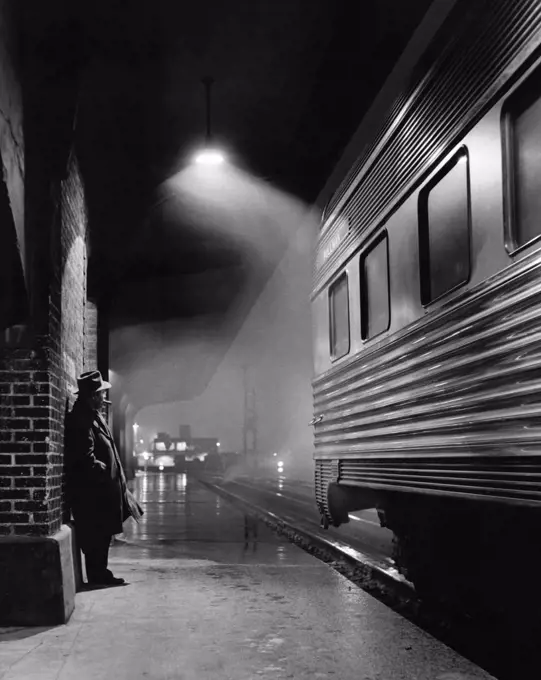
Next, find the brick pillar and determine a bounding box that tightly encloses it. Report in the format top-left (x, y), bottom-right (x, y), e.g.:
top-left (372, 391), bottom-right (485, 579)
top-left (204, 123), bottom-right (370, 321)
top-left (84, 300), bottom-right (98, 372)
top-left (0, 343), bottom-right (56, 536)
top-left (97, 303), bottom-right (110, 381)
top-left (0, 156), bottom-right (88, 624)
top-left (0, 1), bottom-right (89, 626)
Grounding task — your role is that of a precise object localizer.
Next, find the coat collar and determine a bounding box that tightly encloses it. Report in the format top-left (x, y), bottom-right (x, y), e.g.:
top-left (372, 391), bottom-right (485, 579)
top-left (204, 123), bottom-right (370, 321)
top-left (94, 412), bottom-right (114, 440)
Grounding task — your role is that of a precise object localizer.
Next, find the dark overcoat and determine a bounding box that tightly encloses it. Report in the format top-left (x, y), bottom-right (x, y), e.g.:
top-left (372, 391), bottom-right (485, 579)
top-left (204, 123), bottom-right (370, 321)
top-left (64, 400), bottom-right (129, 536)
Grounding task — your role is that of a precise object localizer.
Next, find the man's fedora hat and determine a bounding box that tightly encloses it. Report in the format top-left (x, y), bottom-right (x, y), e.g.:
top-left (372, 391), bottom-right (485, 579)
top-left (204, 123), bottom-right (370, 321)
top-left (76, 370), bottom-right (112, 394)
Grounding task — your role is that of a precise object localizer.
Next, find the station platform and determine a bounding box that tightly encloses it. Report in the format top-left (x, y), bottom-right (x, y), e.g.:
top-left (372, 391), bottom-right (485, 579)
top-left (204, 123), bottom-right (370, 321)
top-left (0, 473), bottom-right (494, 680)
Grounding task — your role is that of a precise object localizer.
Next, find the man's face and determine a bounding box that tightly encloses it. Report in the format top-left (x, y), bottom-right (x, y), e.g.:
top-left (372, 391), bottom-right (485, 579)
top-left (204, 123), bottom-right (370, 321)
top-left (88, 390), bottom-right (105, 411)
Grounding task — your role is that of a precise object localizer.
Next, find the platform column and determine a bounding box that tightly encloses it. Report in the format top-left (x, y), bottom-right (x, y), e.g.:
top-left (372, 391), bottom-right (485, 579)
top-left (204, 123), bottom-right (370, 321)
top-left (0, 0), bottom-right (91, 624)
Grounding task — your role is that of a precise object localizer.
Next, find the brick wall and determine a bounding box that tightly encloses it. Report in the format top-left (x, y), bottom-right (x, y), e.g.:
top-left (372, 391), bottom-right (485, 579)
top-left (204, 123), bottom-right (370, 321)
top-left (56, 155), bottom-right (89, 526)
top-left (0, 0), bottom-right (46, 536)
top-left (0, 155), bottom-right (89, 537)
top-left (84, 300), bottom-right (98, 372)
top-left (0, 346), bottom-right (56, 536)
top-left (60, 154), bottom-right (88, 391)
top-left (0, 4), bottom-right (95, 539)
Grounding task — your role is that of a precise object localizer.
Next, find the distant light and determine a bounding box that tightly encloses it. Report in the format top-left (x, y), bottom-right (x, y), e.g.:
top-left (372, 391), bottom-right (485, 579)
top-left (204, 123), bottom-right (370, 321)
top-left (159, 465), bottom-right (164, 471)
top-left (217, 442), bottom-right (220, 447)
top-left (277, 461), bottom-right (283, 466)
top-left (194, 149), bottom-right (225, 166)
top-left (139, 439), bottom-right (144, 444)
top-left (273, 452), bottom-right (277, 457)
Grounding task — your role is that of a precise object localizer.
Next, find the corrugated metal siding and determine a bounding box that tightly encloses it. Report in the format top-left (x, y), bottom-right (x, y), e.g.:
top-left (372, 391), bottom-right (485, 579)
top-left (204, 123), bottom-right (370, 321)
top-left (313, 248), bottom-right (541, 505)
top-left (314, 459), bottom-right (336, 518)
top-left (321, 89), bottom-right (410, 225)
top-left (315, 0), bottom-right (541, 294)
top-left (338, 459), bottom-right (541, 504)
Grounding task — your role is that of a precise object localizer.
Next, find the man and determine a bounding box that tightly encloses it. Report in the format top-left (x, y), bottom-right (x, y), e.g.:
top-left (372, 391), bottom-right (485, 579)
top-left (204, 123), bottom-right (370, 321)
top-left (65, 370), bottom-right (141, 587)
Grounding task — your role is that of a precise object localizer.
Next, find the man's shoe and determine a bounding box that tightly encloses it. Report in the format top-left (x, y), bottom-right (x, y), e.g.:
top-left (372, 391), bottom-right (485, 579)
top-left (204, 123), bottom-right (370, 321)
top-left (87, 571), bottom-right (126, 586)
top-left (102, 574), bottom-right (126, 585)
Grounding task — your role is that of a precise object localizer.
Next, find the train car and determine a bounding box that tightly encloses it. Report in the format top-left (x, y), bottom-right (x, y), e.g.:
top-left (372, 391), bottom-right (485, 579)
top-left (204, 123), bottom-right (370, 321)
top-left (311, 0), bottom-right (541, 629)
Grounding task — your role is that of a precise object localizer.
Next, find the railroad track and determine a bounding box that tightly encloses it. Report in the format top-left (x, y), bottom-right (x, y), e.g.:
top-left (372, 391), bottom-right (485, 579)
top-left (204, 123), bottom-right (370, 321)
top-left (199, 474), bottom-right (415, 602)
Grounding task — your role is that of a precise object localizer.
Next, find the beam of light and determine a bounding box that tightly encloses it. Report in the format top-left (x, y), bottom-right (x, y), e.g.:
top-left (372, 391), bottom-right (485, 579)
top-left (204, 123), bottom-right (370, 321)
top-left (160, 162), bottom-right (316, 259)
top-left (193, 149), bottom-right (225, 166)
top-left (116, 164), bottom-right (320, 410)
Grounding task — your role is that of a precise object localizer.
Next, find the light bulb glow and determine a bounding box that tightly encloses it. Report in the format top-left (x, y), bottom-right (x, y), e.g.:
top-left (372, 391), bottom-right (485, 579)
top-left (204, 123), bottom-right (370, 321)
top-left (194, 149), bottom-right (225, 166)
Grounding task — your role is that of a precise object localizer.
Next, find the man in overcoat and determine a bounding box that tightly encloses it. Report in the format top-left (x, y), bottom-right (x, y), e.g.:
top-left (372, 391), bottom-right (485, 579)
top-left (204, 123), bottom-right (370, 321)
top-left (65, 370), bottom-right (141, 586)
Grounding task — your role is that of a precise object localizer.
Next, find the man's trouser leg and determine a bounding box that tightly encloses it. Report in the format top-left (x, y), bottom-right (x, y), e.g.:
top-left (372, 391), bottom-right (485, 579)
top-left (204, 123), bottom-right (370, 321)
top-left (81, 531), bottom-right (112, 583)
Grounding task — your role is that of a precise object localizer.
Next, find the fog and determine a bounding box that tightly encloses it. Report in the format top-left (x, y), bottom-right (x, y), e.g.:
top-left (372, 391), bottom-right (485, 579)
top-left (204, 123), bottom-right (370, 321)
top-left (130, 162), bottom-right (318, 481)
top-left (114, 161), bottom-right (319, 481)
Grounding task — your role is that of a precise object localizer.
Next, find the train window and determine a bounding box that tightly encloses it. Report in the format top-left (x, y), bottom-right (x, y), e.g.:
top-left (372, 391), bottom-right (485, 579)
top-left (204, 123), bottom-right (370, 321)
top-left (329, 273), bottom-right (350, 360)
top-left (360, 232), bottom-right (390, 340)
top-left (418, 149), bottom-right (470, 305)
top-left (503, 70), bottom-right (541, 252)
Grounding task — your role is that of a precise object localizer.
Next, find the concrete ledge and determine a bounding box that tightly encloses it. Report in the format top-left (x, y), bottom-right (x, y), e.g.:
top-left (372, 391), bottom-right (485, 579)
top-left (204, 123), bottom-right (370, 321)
top-left (66, 520), bottom-right (84, 592)
top-left (0, 524), bottom-right (76, 626)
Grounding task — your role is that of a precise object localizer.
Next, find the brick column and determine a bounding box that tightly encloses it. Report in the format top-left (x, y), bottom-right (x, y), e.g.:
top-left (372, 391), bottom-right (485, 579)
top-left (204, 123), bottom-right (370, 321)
top-left (0, 1), bottom-right (90, 626)
top-left (0, 156), bottom-right (88, 624)
top-left (84, 300), bottom-right (98, 372)
top-left (0, 344), bottom-right (57, 536)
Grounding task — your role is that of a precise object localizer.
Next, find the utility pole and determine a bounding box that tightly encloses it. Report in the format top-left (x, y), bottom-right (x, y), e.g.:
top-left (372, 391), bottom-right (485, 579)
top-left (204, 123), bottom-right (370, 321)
top-left (242, 365), bottom-right (258, 470)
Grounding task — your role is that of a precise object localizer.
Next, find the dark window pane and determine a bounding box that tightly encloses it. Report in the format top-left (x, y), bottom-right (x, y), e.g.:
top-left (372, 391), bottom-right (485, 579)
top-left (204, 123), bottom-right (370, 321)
top-left (361, 234), bottom-right (390, 339)
top-left (506, 82), bottom-right (541, 249)
top-left (329, 274), bottom-right (349, 359)
top-left (419, 151), bottom-right (470, 304)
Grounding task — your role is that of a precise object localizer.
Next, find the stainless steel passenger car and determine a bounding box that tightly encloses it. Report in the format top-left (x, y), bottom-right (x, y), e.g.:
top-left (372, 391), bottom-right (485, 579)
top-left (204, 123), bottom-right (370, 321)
top-left (312, 0), bottom-right (541, 622)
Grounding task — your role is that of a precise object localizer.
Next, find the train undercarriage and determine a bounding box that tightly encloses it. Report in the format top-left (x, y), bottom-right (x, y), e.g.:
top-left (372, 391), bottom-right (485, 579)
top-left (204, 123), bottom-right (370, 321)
top-left (316, 465), bottom-right (541, 650)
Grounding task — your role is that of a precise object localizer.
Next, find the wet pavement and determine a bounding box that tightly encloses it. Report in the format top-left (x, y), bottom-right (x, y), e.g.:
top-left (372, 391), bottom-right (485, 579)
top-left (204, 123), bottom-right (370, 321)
top-left (0, 472), bottom-right (495, 680)
top-left (112, 472), bottom-right (314, 566)
top-left (210, 473), bottom-right (395, 566)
